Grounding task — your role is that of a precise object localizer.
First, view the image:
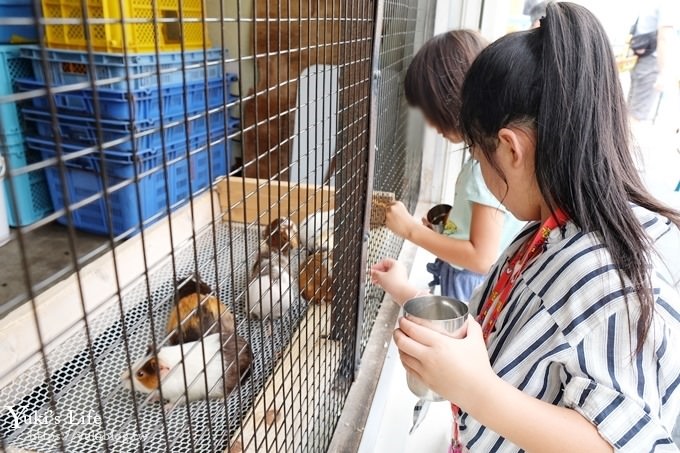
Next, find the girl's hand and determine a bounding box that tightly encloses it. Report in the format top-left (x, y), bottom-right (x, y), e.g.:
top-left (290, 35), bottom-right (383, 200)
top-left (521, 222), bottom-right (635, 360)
top-left (385, 201), bottom-right (420, 239)
top-left (393, 315), bottom-right (495, 408)
top-left (369, 259), bottom-right (419, 305)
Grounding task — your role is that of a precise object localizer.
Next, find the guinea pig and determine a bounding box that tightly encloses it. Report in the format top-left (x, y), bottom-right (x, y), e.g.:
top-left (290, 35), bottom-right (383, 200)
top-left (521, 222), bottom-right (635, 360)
top-left (121, 332), bottom-right (252, 410)
top-left (299, 210), bottom-right (334, 253)
top-left (263, 218), bottom-right (299, 252)
top-left (298, 250), bottom-right (333, 304)
top-left (166, 275), bottom-right (235, 345)
top-left (246, 250), bottom-right (292, 320)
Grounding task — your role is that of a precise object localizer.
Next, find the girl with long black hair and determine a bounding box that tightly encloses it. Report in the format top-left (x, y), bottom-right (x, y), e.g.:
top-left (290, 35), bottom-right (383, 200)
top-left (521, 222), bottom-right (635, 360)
top-left (371, 3), bottom-right (680, 451)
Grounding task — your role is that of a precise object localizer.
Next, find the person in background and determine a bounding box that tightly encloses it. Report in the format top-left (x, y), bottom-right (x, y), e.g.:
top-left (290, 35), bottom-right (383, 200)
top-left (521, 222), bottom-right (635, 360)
top-left (528, 1), bottom-right (549, 28)
top-left (628, 0), bottom-right (679, 124)
top-left (383, 30), bottom-right (525, 303)
top-left (372, 2), bottom-right (680, 451)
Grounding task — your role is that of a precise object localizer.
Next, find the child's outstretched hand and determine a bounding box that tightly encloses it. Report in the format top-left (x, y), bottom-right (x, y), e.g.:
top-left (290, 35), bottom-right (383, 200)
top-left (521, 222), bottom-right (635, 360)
top-left (385, 201), bottom-right (420, 239)
top-left (369, 259), bottom-right (419, 305)
top-left (393, 314), bottom-right (495, 409)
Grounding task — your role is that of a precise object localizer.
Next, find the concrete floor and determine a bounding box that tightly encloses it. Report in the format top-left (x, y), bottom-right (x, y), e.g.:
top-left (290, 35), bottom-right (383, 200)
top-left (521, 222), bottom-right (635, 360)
top-left (0, 223), bottom-right (106, 316)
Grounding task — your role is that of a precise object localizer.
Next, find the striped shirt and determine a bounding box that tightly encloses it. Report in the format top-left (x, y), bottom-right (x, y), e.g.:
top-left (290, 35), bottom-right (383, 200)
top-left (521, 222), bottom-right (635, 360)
top-left (461, 206), bottom-right (680, 452)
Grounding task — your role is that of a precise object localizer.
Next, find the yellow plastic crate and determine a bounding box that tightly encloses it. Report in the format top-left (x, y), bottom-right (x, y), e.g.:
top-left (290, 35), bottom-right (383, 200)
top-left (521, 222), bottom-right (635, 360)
top-left (41, 0), bottom-right (210, 52)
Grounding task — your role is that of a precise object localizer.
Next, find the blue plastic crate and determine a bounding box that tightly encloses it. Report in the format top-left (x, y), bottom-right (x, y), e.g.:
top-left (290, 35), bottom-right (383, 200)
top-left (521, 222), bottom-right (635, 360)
top-left (169, 139), bottom-right (229, 204)
top-left (1, 132), bottom-right (53, 226)
top-left (16, 76), bottom-right (236, 120)
top-left (20, 47), bottom-right (234, 91)
top-left (0, 5), bottom-right (37, 44)
top-left (0, 45), bottom-right (34, 136)
top-left (23, 107), bottom-right (239, 152)
top-left (27, 136), bottom-right (229, 236)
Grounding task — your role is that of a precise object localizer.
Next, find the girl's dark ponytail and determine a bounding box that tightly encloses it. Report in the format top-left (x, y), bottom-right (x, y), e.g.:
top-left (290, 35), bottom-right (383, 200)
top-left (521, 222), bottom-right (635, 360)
top-left (536, 2), bottom-right (634, 219)
top-left (462, 2), bottom-right (680, 352)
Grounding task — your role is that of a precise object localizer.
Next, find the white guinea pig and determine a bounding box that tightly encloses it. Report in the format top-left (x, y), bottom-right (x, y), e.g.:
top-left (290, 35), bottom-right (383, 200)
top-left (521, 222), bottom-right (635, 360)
top-left (246, 250), bottom-right (292, 321)
top-left (299, 209), bottom-right (335, 253)
top-left (121, 332), bottom-right (252, 411)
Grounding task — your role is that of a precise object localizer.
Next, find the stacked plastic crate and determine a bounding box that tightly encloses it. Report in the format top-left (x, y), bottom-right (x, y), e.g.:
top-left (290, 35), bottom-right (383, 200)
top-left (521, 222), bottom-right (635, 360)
top-left (16, 0), bottom-right (239, 237)
top-left (0, 0), bottom-right (37, 44)
top-left (0, 0), bottom-right (53, 240)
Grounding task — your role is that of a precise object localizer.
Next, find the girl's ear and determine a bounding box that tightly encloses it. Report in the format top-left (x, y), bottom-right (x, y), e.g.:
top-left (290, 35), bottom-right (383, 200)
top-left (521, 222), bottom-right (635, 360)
top-left (497, 127), bottom-right (534, 169)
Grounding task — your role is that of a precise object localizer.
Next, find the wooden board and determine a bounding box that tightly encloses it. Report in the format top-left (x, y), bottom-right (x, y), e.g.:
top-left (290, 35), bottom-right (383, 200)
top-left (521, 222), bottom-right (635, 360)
top-left (214, 176), bottom-right (335, 226)
top-left (226, 303), bottom-right (339, 453)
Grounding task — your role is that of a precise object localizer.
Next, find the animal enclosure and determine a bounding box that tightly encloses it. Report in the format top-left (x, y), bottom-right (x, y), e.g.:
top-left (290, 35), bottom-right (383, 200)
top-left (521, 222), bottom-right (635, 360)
top-left (0, 0), bottom-right (433, 451)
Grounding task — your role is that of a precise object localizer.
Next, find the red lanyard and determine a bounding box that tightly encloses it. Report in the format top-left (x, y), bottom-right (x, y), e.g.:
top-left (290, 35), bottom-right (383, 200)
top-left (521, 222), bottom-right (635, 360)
top-left (477, 208), bottom-right (568, 339)
top-left (449, 209), bottom-right (568, 453)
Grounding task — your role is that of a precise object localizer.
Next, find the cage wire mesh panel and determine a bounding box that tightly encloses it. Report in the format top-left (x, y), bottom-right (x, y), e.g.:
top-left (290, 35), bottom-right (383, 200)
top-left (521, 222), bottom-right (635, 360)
top-left (1, 225), bottom-right (312, 452)
top-left (357, 0), bottom-right (433, 359)
top-left (0, 0), bottom-right (376, 451)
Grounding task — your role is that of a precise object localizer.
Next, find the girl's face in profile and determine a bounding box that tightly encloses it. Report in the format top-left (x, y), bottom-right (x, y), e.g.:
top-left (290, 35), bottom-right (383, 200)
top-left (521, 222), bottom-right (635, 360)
top-left (424, 118), bottom-right (463, 144)
top-left (442, 130), bottom-right (463, 144)
top-left (471, 146), bottom-right (507, 204)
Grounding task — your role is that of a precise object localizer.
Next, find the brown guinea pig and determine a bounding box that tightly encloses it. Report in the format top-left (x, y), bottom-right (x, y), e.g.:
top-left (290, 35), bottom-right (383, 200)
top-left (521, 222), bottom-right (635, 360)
top-left (166, 275), bottom-right (235, 345)
top-left (299, 251), bottom-right (333, 304)
top-left (264, 218), bottom-right (299, 252)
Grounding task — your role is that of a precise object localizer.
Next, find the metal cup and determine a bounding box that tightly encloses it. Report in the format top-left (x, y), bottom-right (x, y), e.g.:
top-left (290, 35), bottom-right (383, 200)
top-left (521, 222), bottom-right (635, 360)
top-left (402, 295), bottom-right (468, 401)
top-left (426, 204), bottom-right (452, 234)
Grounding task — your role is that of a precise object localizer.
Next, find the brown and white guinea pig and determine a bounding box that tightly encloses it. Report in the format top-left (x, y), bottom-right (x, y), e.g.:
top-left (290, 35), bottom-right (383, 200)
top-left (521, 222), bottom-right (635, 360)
top-left (246, 250), bottom-right (293, 320)
top-left (298, 250), bottom-right (333, 304)
top-left (264, 218), bottom-right (299, 252)
top-left (166, 275), bottom-right (235, 345)
top-left (121, 332), bottom-right (252, 409)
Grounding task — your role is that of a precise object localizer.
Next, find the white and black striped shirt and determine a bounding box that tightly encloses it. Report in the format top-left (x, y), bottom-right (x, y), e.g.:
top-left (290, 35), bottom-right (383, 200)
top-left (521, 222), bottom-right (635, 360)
top-left (462, 206), bottom-right (680, 452)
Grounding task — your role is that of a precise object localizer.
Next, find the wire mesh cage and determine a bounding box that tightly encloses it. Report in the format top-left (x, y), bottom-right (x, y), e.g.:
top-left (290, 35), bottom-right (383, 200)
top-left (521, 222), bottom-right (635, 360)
top-left (0, 0), bottom-right (432, 451)
top-left (357, 0), bottom-right (428, 361)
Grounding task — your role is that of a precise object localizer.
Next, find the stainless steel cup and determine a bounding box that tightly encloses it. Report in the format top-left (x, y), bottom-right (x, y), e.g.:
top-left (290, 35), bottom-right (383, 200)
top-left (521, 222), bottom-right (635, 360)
top-left (402, 295), bottom-right (468, 401)
top-left (426, 204), bottom-right (452, 234)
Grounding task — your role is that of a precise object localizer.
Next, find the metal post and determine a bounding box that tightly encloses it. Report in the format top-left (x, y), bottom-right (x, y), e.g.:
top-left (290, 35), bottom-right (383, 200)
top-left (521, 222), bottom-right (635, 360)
top-left (353, 0), bottom-right (385, 375)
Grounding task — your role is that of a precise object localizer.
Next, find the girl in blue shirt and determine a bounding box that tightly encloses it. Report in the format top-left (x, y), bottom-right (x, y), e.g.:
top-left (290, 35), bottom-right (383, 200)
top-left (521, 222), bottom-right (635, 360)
top-left (384, 30), bottom-right (524, 303)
